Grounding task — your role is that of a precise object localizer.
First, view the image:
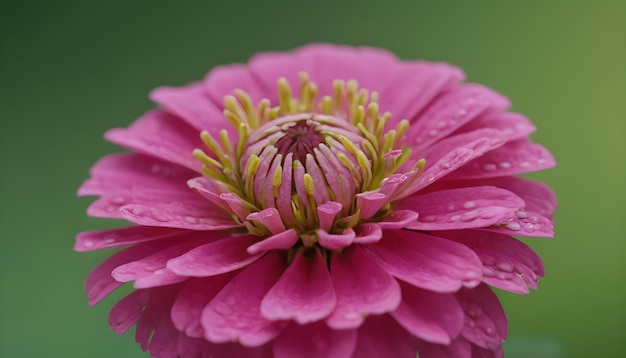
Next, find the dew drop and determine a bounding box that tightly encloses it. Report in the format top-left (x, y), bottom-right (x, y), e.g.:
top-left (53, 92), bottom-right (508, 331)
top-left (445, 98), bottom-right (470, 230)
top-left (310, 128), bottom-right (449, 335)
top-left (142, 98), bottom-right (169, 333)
top-left (420, 215), bottom-right (437, 222)
top-left (499, 162), bottom-right (511, 169)
top-left (505, 222), bottom-right (521, 231)
top-left (519, 161), bottom-right (531, 167)
top-left (83, 240), bottom-right (94, 248)
top-left (496, 262), bottom-right (514, 273)
top-left (485, 327), bottom-right (497, 337)
top-left (463, 201), bottom-right (476, 209)
top-left (483, 163), bottom-right (497, 171)
top-left (428, 129), bottom-right (439, 137)
top-left (446, 204), bottom-right (456, 212)
top-left (111, 196), bottom-right (126, 205)
top-left (516, 211), bottom-right (527, 219)
top-left (482, 267), bottom-right (496, 277)
top-left (449, 214), bottom-right (462, 222)
top-left (458, 108), bottom-right (467, 116)
top-left (461, 211), bottom-right (479, 222)
top-left (184, 216), bottom-right (198, 224)
top-left (104, 238), bottom-right (116, 244)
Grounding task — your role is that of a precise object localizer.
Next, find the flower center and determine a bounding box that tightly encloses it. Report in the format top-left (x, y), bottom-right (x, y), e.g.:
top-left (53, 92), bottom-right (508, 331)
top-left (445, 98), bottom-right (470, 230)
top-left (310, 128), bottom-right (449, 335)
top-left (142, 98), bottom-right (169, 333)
top-left (193, 72), bottom-right (422, 238)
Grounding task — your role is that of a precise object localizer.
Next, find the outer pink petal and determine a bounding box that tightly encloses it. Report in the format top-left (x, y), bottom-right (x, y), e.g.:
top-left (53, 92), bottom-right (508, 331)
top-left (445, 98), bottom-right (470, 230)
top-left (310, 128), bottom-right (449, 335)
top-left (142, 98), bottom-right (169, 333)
top-left (327, 245), bottom-right (401, 329)
top-left (397, 186), bottom-right (524, 231)
top-left (453, 111), bottom-right (536, 142)
top-left (393, 129), bottom-right (504, 199)
top-left (78, 153), bottom-right (196, 196)
top-left (406, 84), bottom-right (510, 154)
top-left (416, 338), bottom-right (472, 358)
top-left (203, 63), bottom-right (268, 105)
top-left (391, 283), bottom-right (464, 344)
top-left (261, 249), bottom-right (336, 324)
top-left (249, 44), bottom-right (398, 100)
top-left (202, 252), bottom-right (287, 346)
top-left (431, 175), bottom-right (557, 218)
top-left (472, 343), bottom-right (504, 358)
top-left (352, 314), bottom-right (417, 358)
top-left (364, 230), bottom-right (482, 292)
top-left (111, 237), bottom-right (207, 288)
top-left (171, 274), bottom-right (235, 338)
top-left (273, 321), bottom-right (357, 358)
top-left (378, 61), bottom-right (464, 129)
top-left (109, 289), bottom-right (151, 334)
top-left (166, 234), bottom-right (263, 277)
top-left (119, 202), bottom-right (239, 231)
top-left (441, 230), bottom-right (544, 293)
top-left (449, 139), bottom-right (556, 179)
top-left (456, 284), bottom-right (507, 351)
top-left (75, 226), bottom-right (185, 252)
top-left (150, 82), bottom-right (227, 132)
top-left (86, 239), bottom-right (179, 305)
top-left (104, 109), bottom-right (204, 172)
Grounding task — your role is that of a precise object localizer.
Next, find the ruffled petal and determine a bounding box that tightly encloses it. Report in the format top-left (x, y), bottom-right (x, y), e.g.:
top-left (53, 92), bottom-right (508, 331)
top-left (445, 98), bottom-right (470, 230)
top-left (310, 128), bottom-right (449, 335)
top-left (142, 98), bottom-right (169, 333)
top-left (416, 338), bottom-right (472, 358)
top-left (167, 234), bottom-right (263, 277)
top-left (75, 226), bottom-right (185, 252)
top-left (352, 314), bottom-right (417, 358)
top-left (456, 284), bottom-right (507, 351)
top-left (171, 274), bottom-right (235, 338)
top-left (327, 245), bottom-right (401, 329)
top-left (150, 82), bottom-right (227, 132)
top-left (406, 84), bottom-right (510, 154)
top-left (112, 236), bottom-right (208, 288)
top-left (391, 282), bottom-right (464, 344)
top-left (449, 139), bottom-right (556, 179)
top-left (273, 321), bottom-right (357, 358)
top-left (398, 186), bottom-right (524, 231)
top-left (104, 110), bottom-right (204, 172)
top-left (261, 248), bottom-right (336, 324)
top-left (201, 252), bottom-right (287, 346)
top-left (86, 239), bottom-right (180, 305)
top-left (441, 230), bottom-right (544, 293)
top-left (364, 230), bottom-right (482, 292)
top-left (378, 61), bottom-right (464, 129)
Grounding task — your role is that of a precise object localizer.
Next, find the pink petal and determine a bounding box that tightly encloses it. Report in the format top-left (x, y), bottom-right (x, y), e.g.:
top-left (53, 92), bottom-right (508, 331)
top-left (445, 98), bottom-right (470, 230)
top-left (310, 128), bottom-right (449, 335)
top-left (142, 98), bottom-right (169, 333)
top-left (364, 230), bottom-right (482, 292)
top-left (247, 208), bottom-right (286, 235)
top-left (472, 343), bottom-right (504, 358)
top-left (375, 209), bottom-right (419, 229)
top-left (353, 223), bottom-right (383, 244)
top-left (449, 139), bottom-right (556, 179)
top-left (391, 282), bottom-right (464, 344)
top-left (327, 245), bottom-right (401, 329)
top-left (317, 202), bottom-right (343, 232)
top-left (120, 202), bottom-right (239, 231)
top-left (187, 176), bottom-right (234, 213)
top-left (481, 210), bottom-right (554, 237)
top-left (75, 226), bottom-right (185, 252)
top-left (171, 274), bottom-right (235, 338)
top-left (394, 129), bottom-right (504, 199)
top-left (273, 321), bottom-right (357, 358)
top-left (202, 252), bottom-right (287, 346)
top-left (456, 284), bottom-right (507, 351)
top-left (104, 109), bottom-right (204, 172)
top-left (111, 237), bottom-right (208, 288)
top-left (109, 289), bottom-right (151, 334)
top-left (86, 239), bottom-right (178, 305)
top-left (407, 84), bottom-right (510, 153)
top-left (150, 82), bottom-right (227, 132)
top-left (317, 228), bottom-right (356, 250)
top-left (261, 248), bottom-right (336, 324)
top-left (247, 229), bottom-right (299, 255)
top-left (249, 44), bottom-right (398, 100)
top-left (441, 230), bottom-right (544, 293)
top-left (454, 111), bottom-right (536, 142)
top-left (352, 314), bottom-right (417, 358)
top-left (397, 186), bottom-right (524, 231)
top-left (167, 234), bottom-right (263, 277)
top-left (203, 63), bottom-right (267, 104)
top-left (378, 61), bottom-right (464, 129)
top-left (416, 338), bottom-right (472, 358)
top-left (78, 153), bottom-right (195, 196)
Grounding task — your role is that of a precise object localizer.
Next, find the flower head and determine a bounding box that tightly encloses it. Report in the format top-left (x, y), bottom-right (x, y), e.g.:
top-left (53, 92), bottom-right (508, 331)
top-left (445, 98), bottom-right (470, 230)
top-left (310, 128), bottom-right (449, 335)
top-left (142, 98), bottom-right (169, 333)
top-left (78, 44), bottom-right (556, 358)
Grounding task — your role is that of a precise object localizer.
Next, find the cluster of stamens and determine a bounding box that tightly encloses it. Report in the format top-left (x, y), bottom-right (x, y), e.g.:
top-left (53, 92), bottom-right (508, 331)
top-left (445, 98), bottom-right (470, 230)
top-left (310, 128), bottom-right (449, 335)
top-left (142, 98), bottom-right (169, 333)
top-left (193, 72), bottom-right (422, 240)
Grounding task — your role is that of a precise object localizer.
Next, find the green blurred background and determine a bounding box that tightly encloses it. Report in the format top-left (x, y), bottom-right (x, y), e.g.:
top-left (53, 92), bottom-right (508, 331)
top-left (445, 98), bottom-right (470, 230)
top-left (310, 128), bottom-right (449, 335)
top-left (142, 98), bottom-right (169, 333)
top-left (1, 1), bottom-right (624, 357)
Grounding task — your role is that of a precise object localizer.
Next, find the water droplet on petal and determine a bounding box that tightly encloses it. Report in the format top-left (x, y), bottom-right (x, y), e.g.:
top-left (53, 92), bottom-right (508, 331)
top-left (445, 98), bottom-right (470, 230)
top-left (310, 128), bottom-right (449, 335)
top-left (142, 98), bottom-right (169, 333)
top-left (506, 222), bottom-right (521, 231)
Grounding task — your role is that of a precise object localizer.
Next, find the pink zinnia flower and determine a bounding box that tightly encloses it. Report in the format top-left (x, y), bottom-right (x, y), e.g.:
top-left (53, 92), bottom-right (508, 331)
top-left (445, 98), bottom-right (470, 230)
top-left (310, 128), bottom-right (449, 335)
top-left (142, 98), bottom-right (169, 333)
top-left (77, 44), bottom-right (556, 358)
